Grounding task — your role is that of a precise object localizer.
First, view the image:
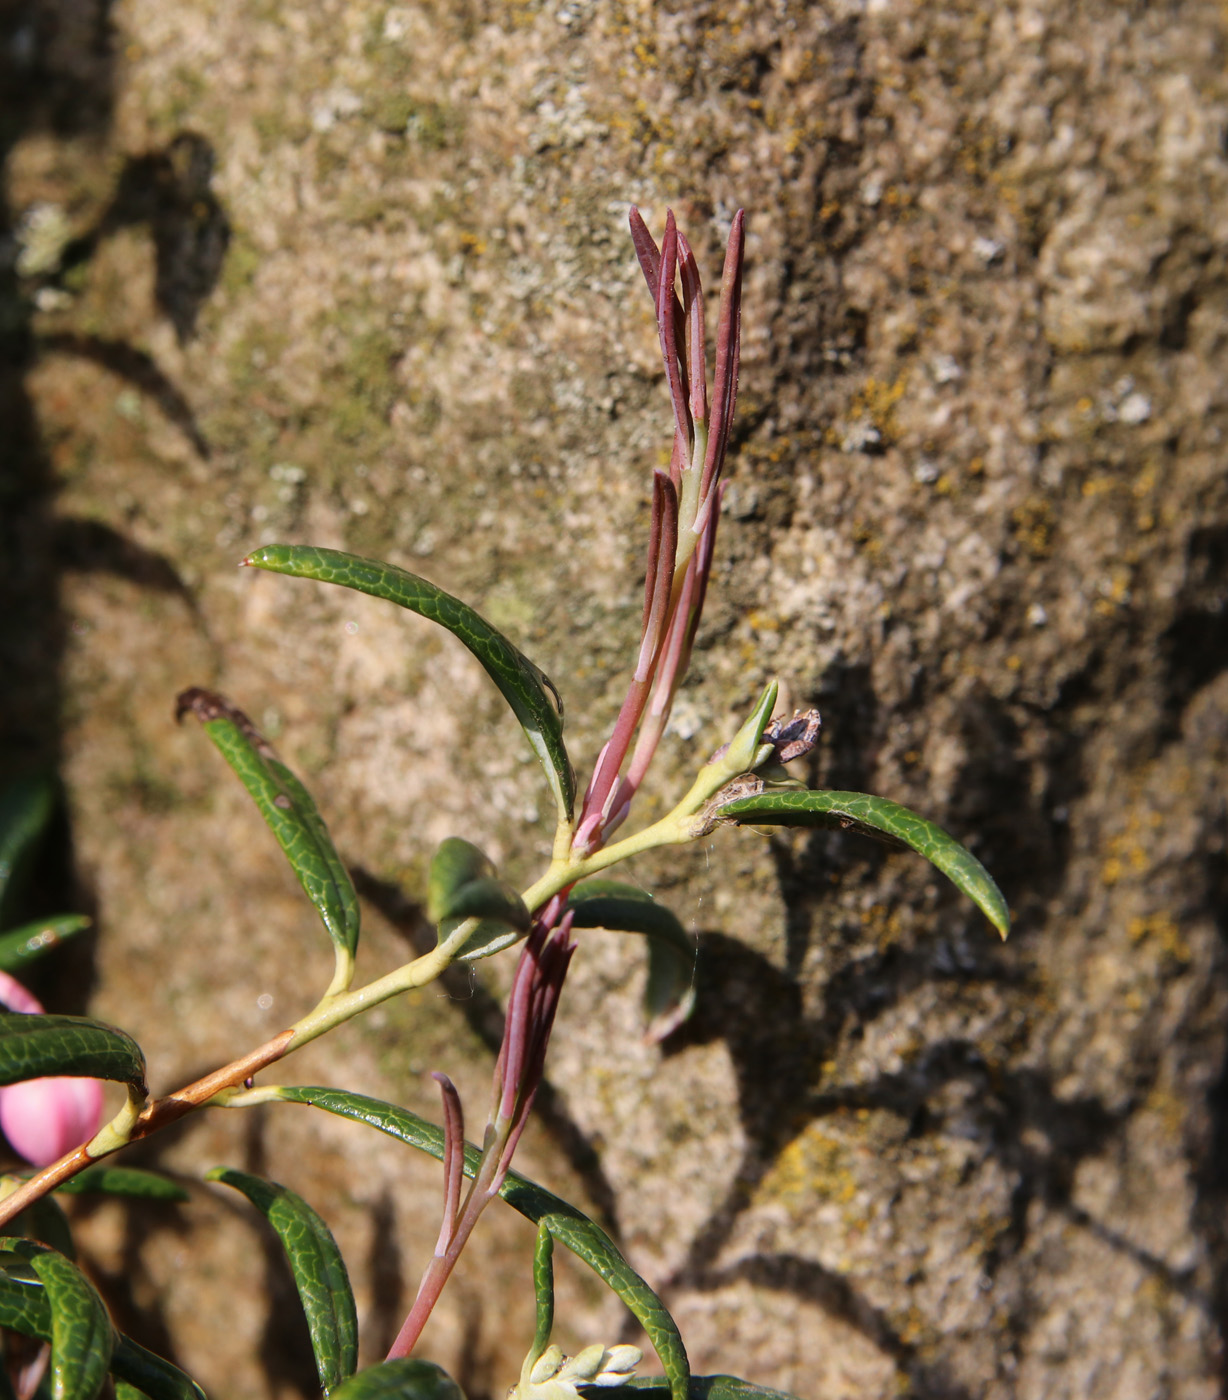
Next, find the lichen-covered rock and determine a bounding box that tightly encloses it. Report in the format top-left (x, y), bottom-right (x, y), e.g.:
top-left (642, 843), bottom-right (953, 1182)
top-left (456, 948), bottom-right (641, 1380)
top-left (2, 0), bottom-right (1226, 1396)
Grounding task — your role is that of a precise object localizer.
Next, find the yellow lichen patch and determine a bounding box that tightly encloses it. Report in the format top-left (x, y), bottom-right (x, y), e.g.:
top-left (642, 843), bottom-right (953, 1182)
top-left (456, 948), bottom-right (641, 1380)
top-left (1128, 913), bottom-right (1191, 966)
top-left (1081, 475), bottom-right (1117, 498)
top-left (1100, 810), bottom-right (1155, 886)
top-left (851, 518), bottom-right (884, 557)
top-left (847, 374), bottom-right (909, 445)
top-left (1012, 495), bottom-right (1054, 558)
top-left (753, 1117), bottom-right (874, 1219)
top-left (1132, 462), bottom-right (1158, 499)
top-left (1140, 1083), bottom-right (1188, 1140)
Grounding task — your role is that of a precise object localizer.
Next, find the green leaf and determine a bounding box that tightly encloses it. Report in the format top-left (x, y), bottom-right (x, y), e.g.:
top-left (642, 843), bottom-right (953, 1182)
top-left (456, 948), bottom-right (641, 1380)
top-left (583, 1378), bottom-right (801, 1400)
top-left (0, 916), bottom-right (91, 972)
top-left (244, 545), bottom-right (575, 822)
top-left (274, 1088), bottom-right (690, 1400)
top-left (0, 1014), bottom-right (146, 1092)
top-left (531, 1221), bottom-right (554, 1364)
top-left (30, 1247), bottom-right (114, 1400)
top-left (55, 1167), bottom-right (189, 1203)
top-left (0, 775), bottom-right (56, 919)
top-left (427, 838), bottom-right (530, 961)
top-left (328, 1360), bottom-right (465, 1400)
top-left (565, 882), bottom-right (696, 1041)
top-left (205, 1167), bottom-right (357, 1393)
top-left (110, 1336), bottom-right (208, 1400)
top-left (0, 1241), bottom-right (52, 1339)
top-left (0, 1239), bottom-right (116, 1400)
top-left (177, 689), bottom-right (360, 992)
top-left (712, 789), bottom-right (1010, 939)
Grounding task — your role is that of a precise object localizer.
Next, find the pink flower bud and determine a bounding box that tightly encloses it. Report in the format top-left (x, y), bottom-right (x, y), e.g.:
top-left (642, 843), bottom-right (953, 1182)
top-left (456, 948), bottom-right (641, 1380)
top-left (0, 971), bottom-right (44, 1016)
top-left (0, 1076), bottom-right (105, 1166)
top-left (0, 971), bottom-right (107, 1165)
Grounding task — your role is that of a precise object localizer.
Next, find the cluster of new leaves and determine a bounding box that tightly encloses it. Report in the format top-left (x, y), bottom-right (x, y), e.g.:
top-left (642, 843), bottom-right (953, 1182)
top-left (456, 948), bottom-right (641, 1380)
top-left (0, 208), bottom-right (1008, 1399)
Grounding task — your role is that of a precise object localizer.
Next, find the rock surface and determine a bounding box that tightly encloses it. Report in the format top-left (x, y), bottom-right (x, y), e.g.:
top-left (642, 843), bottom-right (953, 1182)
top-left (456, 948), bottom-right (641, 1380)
top-left (2, 0), bottom-right (1227, 1396)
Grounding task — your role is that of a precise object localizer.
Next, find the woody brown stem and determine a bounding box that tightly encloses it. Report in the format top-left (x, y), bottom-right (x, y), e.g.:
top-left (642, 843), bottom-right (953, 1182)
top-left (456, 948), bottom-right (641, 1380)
top-left (0, 1028), bottom-right (296, 1227)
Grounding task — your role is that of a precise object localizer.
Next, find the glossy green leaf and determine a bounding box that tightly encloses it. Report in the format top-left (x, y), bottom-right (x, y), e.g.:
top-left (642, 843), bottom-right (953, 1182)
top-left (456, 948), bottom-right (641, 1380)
top-left (274, 1088), bottom-right (690, 1400)
top-left (55, 1167), bottom-right (189, 1203)
top-left (328, 1360), bottom-right (465, 1400)
top-left (0, 1014), bottom-right (146, 1091)
top-left (206, 1167), bottom-right (357, 1392)
top-left (31, 1247), bottom-right (114, 1400)
top-left (0, 775), bottom-right (56, 918)
top-left (178, 689), bottom-right (360, 989)
top-left (0, 1238), bottom-right (115, 1400)
top-left (110, 1336), bottom-right (208, 1400)
top-left (427, 838), bottom-right (530, 961)
top-left (0, 916), bottom-right (91, 972)
top-left (584, 1377), bottom-right (800, 1400)
top-left (531, 1221), bottom-right (554, 1363)
top-left (565, 882), bottom-right (696, 1041)
top-left (713, 789), bottom-right (1010, 939)
top-left (0, 1240), bottom-right (52, 1339)
top-left (244, 545), bottom-right (575, 822)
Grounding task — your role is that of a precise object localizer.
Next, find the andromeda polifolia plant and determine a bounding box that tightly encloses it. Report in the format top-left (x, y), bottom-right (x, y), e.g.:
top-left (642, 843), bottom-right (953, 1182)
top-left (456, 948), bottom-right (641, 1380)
top-left (0, 207), bottom-right (1009, 1400)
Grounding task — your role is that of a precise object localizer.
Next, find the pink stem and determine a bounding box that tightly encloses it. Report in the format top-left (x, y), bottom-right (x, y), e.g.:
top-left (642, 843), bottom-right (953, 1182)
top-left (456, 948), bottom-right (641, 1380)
top-left (617, 490), bottom-right (723, 815)
top-left (697, 211), bottom-right (745, 517)
top-left (574, 475), bottom-right (678, 849)
top-left (388, 917), bottom-right (575, 1361)
top-left (629, 206), bottom-right (688, 383)
top-left (656, 214), bottom-right (693, 457)
top-left (430, 1073), bottom-right (464, 1256)
top-left (579, 210), bottom-right (745, 850)
top-left (634, 475), bottom-right (679, 682)
top-left (676, 231), bottom-right (707, 424)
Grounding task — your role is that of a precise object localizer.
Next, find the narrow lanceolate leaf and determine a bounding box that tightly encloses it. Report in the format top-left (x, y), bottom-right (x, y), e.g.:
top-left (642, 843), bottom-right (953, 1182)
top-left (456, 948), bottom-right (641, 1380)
top-left (0, 1014), bottom-right (146, 1092)
top-left (244, 545), bottom-right (575, 822)
top-left (0, 915), bottom-right (91, 972)
top-left (427, 838), bottom-right (530, 961)
top-left (205, 1167), bottom-right (357, 1393)
top-left (565, 883), bottom-right (697, 1041)
top-left (531, 1221), bottom-right (554, 1362)
top-left (327, 1360), bottom-right (465, 1400)
top-left (274, 1088), bottom-right (690, 1400)
top-left (56, 1167), bottom-right (189, 1203)
top-left (31, 1246), bottom-right (114, 1400)
top-left (110, 1335), bottom-right (208, 1400)
top-left (713, 789), bottom-right (1010, 939)
top-left (177, 689), bottom-right (360, 991)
